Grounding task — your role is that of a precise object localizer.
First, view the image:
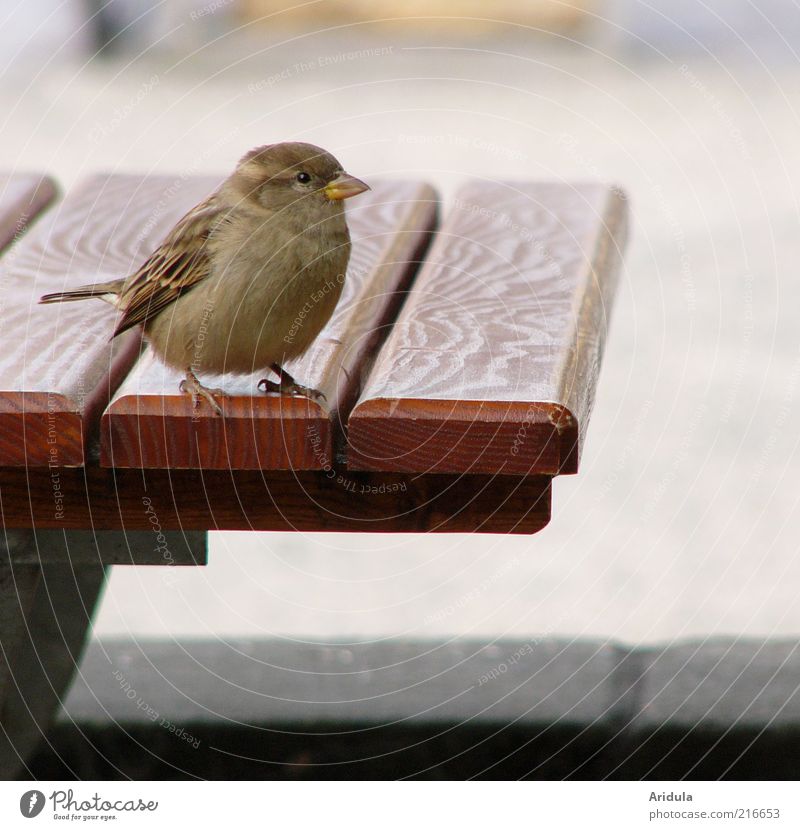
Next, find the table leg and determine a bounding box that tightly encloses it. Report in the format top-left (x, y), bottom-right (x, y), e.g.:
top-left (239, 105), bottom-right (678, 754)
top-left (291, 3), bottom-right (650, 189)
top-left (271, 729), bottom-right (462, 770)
top-left (0, 555), bottom-right (108, 778)
top-left (0, 528), bottom-right (207, 778)
top-left (0, 562), bottom-right (41, 714)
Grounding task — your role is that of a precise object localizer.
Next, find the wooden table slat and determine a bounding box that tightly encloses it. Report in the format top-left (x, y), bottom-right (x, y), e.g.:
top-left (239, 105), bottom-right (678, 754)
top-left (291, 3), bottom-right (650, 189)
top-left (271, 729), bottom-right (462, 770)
top-left (0, 173), bottom-right (57, 252)
top-left (100, 181), bottom-right (438, 470)
top-left (0, 174), bottom-right (227, 467)
top-left (347, 181), bottom-right (628, 476)
top-left (0, 467), bottom-right (550, 535)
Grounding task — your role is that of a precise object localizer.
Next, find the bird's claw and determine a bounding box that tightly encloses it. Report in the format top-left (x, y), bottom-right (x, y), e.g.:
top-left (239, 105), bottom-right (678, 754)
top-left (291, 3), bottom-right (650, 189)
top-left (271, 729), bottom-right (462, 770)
top-left (257, 377), bottom-right (326, 403)
top-left (179, 371), bottom-right (228, 416)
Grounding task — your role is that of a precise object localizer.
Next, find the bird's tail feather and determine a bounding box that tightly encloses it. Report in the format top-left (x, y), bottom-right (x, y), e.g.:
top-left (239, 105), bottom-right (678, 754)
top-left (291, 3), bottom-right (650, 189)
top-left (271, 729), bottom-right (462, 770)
top-left (38, 281), bottom-right (121, 305)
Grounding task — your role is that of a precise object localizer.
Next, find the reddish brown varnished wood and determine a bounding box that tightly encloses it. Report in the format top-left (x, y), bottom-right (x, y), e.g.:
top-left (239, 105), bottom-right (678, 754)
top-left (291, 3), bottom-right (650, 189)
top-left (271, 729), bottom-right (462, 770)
top-left (348, 181), bottom-right (628, 476)
top-left (0, 467), bottom-right (550, 535)
top-left (0, 173), bottom-right (57, 251)
top-left (100, 182), bottom-right (438, 470)
top-left (0, 174), bottom-right (226, 467)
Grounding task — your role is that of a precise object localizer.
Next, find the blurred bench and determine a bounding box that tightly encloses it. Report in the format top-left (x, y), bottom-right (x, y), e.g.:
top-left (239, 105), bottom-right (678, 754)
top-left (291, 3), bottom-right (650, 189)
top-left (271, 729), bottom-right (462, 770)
top-left (0, 170), bottom-right (627, 775)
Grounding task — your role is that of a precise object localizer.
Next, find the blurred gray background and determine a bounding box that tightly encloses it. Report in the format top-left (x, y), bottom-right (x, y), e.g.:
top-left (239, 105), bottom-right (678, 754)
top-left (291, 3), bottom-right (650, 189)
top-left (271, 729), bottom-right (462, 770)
top-left (3, 0), bottom-right (799, 645)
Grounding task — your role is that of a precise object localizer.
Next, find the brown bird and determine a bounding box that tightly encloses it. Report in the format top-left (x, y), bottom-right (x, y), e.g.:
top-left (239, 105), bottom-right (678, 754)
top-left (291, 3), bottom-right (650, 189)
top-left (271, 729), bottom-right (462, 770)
top-left (39, 142), bottom-right (370, 414)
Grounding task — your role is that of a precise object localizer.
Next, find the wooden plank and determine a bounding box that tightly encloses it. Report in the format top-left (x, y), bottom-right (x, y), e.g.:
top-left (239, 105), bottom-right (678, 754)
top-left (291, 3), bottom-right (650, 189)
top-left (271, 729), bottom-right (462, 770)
top-left (0, 560), bottom-right (106, 776)
top-left (1, 529), bottom-right (207, 566)
top-left (0, 467), bottom-right (550, 535)
top-left (0, 564), bottom-right (40, 723)
top-left (0, 174), bottom-right (224, 467)
top-left (99, 181), bottom-right (437, 470)
top-left (348, 181), bottom-right (628, 476)
top-left (0, 173), bottom-right (57, 252)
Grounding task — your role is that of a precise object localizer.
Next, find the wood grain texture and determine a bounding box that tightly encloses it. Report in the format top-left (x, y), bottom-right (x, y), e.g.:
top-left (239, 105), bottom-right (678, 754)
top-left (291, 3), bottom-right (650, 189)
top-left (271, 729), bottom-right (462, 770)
top-left (0, 173), bottom-right (57, 252)
top-left (0, 174), bottom-right (226, 467)
top-left (0, 467), bottom-right (550, 535)
top-left (348, 181), bottom-right (628, 475)
top-left (100, 181), bottom-right (438, 470)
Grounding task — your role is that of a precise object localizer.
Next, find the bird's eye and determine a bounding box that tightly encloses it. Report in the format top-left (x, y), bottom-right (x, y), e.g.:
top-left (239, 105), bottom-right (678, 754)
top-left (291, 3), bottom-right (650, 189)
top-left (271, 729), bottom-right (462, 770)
top-left (296, 172), bottom-right (312, 184)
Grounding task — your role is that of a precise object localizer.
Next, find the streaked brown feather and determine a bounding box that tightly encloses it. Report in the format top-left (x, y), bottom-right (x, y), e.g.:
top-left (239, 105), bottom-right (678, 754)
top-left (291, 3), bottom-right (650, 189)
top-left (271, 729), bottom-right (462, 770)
top-left (112, 197), bottom-right (226, 337)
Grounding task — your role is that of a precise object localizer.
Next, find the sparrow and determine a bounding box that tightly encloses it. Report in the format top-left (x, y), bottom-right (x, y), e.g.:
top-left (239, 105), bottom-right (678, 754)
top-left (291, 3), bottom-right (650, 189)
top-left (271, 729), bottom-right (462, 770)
top-left (39, 142), bottom-right (370, 414)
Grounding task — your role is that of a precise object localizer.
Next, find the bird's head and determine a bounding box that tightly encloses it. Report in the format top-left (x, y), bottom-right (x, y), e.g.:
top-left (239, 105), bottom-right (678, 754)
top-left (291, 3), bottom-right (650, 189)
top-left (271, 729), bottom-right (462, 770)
top-left (231, 141), bottom-right (370, 213)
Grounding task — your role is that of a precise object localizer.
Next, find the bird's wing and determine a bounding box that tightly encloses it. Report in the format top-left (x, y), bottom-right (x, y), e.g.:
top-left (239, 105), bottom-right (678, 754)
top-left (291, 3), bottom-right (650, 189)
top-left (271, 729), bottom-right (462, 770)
top-left (112, 197), bottom-right (227, 337)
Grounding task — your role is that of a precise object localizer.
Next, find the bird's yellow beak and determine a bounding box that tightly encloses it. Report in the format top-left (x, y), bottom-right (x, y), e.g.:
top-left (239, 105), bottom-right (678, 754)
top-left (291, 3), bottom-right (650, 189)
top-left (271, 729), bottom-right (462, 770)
top-left (325, 173), bottom-right (370, 201)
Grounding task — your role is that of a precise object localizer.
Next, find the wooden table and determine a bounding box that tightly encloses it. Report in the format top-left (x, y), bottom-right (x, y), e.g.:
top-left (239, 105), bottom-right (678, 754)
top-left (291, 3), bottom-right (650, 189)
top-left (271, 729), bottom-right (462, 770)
top-left (0, 170), bottom-right (627, 776)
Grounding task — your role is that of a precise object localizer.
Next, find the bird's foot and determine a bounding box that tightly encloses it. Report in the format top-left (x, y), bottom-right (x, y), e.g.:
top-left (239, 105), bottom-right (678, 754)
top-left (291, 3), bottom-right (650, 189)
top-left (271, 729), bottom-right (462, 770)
top-left (258, 363), bottom-right (326, 403)
top-left (257, 377), bottom-right (327, 402)
top-left (179, 369), bottom-right (228, 416)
